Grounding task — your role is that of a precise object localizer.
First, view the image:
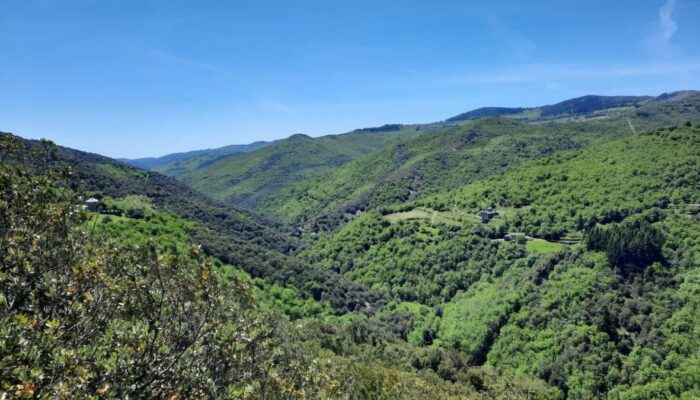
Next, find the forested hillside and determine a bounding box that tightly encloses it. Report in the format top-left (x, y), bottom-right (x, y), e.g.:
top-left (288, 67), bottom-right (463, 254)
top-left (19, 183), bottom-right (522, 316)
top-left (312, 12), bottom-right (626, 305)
top-left (2, 94), bottom-right (699, 399)
top-left (169, 127), bottom-right (422, 209)
top-left (122, 140), bottom-right (271, 170)
top-left (129, 92), bottom-right (699, 232)
top-left (257, 93), bottom-right (700, 227)
top-left (300, 123), bottom-right (700, 398)
top-left (1, 133), bottom-right (562, 399)
top-left (0, 132), bottom-right (387, 316)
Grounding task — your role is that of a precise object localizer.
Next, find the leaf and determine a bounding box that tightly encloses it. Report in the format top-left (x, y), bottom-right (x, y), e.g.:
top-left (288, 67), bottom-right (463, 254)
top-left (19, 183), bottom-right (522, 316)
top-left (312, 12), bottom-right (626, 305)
top-left (96, 384), bottom-right (110, 394)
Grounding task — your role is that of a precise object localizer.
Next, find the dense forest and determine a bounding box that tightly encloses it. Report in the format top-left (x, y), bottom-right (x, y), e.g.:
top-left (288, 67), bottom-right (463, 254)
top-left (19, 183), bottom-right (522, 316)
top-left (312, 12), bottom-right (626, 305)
top-left (2, 92), bottom-right (700, 399)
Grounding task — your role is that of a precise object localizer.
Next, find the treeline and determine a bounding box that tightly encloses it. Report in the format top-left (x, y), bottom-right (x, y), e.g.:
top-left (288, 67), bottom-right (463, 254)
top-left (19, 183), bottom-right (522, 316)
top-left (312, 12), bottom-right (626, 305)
top-left (586, 221), bottom-right (665, 276)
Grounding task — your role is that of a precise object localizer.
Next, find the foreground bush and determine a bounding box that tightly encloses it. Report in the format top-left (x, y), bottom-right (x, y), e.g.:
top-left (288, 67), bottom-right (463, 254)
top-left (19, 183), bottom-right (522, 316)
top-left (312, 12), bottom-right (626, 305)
top-left (0, 139), bottom-right (314, 398)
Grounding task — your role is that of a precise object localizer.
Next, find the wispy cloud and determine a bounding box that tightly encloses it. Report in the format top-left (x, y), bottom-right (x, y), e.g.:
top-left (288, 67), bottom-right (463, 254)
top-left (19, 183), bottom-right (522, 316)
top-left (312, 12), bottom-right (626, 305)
top-left (659, 0), bottom-right (678, 41)
top-left (146, 48), bottom-right (229, 76)
top-left (643, 0), bottom-right (681, 56)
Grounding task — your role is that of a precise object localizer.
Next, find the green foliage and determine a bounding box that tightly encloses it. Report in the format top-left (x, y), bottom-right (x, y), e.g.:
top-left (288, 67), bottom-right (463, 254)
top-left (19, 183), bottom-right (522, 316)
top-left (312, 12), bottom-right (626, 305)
top-left (0, 140), bottom-right (318, 398)
top-left (92, 206), bottom-right (194, 253)
top-left (3, 94), bottom-right (700, 399)
top-left (91, 197), bottom-right (334, 320)
top-left (426, 125), bottom-right (700, 240)
top-left (586, 221), bottom-right (665, 276)
top-left (96, 162), bottom-right (147, 181)
top-left (305, 212), bottom-right (522, 306)
top-left (173, 128), bottom-right (421, 209)
top-left (437, 270), bottom-right (525, 364)
top-left (102, 194), bottom-right (156, 217)
top-left (486, 252), bottom-right (623, 397)
top-left (256, 94), bottom-right (700, 226)
top-left (608, 268), bottom-right (700, 399)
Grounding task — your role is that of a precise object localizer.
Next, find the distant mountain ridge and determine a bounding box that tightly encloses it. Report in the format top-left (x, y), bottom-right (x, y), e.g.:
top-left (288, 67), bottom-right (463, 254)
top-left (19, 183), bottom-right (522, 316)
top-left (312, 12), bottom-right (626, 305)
top-left (162, 91), bottom-right (700, 226)
top-left (446, 106), bottom-right (526, 121)
top-left (114, 91), bottom-right (699, 229)
top-left (257, 92), bottom-right (700, 227)
top-left (127, 92), bottom-right (696, 172)
top-left (121, 140), bottom-right (272, 169)
top-left (445, 93), bottom-right (692, 122)
top-left (121, 92), bottom-right (697, 171)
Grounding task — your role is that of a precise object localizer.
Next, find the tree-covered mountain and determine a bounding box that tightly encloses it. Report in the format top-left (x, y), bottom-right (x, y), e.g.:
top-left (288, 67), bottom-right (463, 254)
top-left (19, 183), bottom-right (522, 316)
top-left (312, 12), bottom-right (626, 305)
top-left (172, 127), bottom-right (423, 209)
top-left (0, 131), bottom-right (388, 315)
top-left (5, 136), bottom-right (551, 399)
top-left (301, 123), bottom-right (700, 398)
top-left (446, 94), bottom-right (657, 122)
top-left (142, 92), bottom-right (699, 229)
top-left (256, 92), bottom-right (700, 227)
top-left (2, 91), bottom-right (700, 399)
top-left (121, 140), bottom-right (272, 170)
top-left (0, 133), bottom-right (559, 399)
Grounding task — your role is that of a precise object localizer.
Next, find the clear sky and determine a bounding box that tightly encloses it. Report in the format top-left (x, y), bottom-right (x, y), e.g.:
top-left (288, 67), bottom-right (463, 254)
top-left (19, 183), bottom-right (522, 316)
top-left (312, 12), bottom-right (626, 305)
top-left (1, 0), bottom-right (699, 158)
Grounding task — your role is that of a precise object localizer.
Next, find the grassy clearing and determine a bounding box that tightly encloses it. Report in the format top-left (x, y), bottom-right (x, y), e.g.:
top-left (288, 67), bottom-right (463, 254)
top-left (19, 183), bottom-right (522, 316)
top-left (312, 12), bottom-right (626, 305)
top-left (506, 108), bottom-right (542, 121)
top-left (385, 207), bottom-right (481, 225)
top-left (526, 239), bottom-right (564, 254)
top-left (385, 208), bottom-right (434, 223)
top-left (97, 163), bottom-right (147, 180)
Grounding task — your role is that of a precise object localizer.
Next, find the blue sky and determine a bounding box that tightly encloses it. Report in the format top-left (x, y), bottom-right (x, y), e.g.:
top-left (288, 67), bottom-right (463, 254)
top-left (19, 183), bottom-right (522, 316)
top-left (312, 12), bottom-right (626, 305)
top-left (1, 0), bottom-right (699, 158)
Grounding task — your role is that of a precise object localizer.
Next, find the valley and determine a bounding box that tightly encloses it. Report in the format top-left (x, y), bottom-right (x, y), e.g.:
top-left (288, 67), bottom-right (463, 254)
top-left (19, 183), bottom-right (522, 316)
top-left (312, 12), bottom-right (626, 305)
top-left (2, 91), bottom-right (700, 399)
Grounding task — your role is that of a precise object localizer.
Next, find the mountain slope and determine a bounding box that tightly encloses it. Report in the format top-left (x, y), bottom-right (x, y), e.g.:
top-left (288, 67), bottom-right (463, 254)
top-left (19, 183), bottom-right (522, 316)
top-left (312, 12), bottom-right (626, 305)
top-left (176, 127), bottom-right (422, 208)
top-left (0, 131), bottom-right (386, 314)
top-left (303, 123), bottom-right (700, 397)
top-left (257, 93), bottom-right (700, 227)
top-left (3, 136), bottom-right (560, 399)
top-left (446, 94), bottom-right (655, 122)
top-left (122, 140), bottom-right (271, 170)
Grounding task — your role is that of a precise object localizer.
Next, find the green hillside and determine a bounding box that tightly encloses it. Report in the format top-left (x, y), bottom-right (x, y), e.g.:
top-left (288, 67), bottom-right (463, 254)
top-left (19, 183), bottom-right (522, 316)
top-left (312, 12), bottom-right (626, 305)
top-left (3, 95), bottom-right (700, 399)
top-left (445, 94), bottom-right (652, 122)
top-left (131, 92), bottom-right (699, 231)
top-left (299, 123), bottom-right (700, 398)
top-left (173, 127), bottom-right (421, 208)
top-left (0, 132), bottom-right (390, 315)
top-left (1, 134), bottom-right (563, 399)
top-left (122, 140), bottom-right (271, 170)
top-left (257, 94), bottom-right (700, 226)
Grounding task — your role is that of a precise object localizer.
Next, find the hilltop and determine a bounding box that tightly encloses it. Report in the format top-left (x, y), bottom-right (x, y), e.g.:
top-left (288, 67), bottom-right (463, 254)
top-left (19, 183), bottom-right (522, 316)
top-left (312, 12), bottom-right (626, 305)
top-left (173, 126), bottom-right (423, 209)
top-left (121, 140), bottom-right (272, 170)
top-left (446, 94), bottom-right (654, 122)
